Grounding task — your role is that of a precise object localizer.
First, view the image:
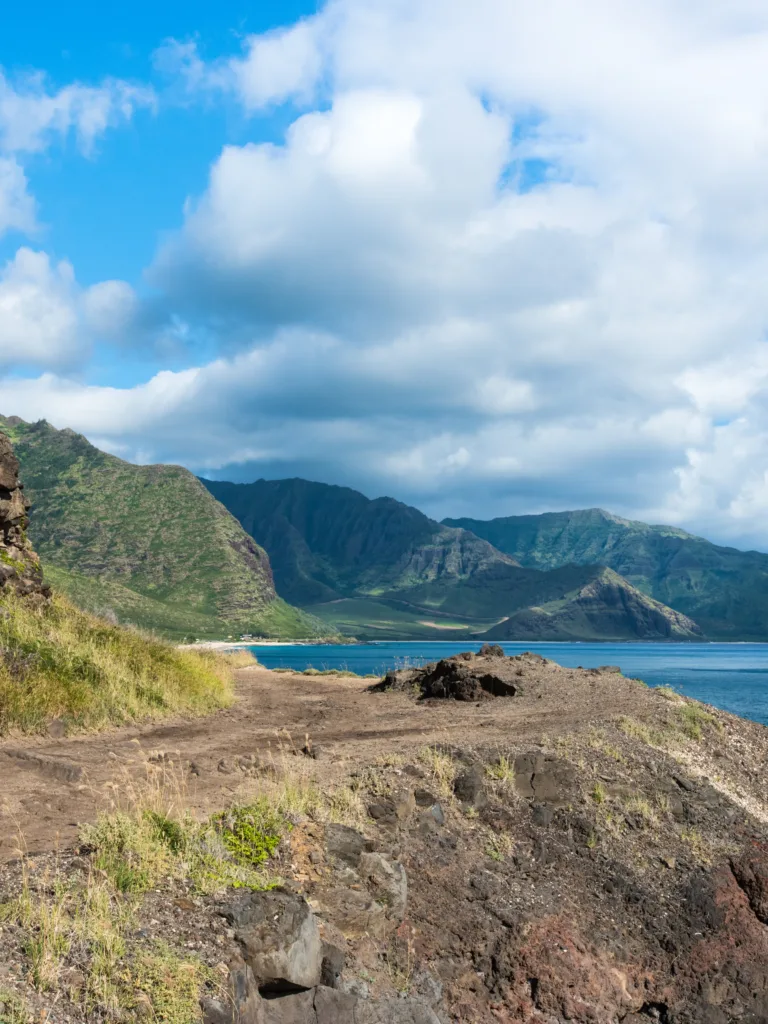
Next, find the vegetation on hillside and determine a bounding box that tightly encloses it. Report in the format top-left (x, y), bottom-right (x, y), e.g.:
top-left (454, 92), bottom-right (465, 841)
top-left (206, 477), bottom-right (706, 640)
top-left (1, 417), bottom-right (327, 640)
top-left (0, 592), bottom-right (235, 733)
top-left (445, 507), bottom-right (768, 639)
top-left (203, 476), bottom-right (517, 606)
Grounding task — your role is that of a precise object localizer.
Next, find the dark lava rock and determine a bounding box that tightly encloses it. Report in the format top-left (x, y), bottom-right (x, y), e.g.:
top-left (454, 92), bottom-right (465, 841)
top-left (732, 846), bottom-right (768, 923)
top-left (453, 766), bottom-right (488, 809)
top-left (0, 431), bottom-right (50, 601)
top-left (320, 940), bottom-right (345, 989)
top-left (375, 649), bottom-right (520, 701)
top-left (224, 890), bottom-right (322, 992)
top-left (478, 643), bottom-right (505, 658)
top-left (202, 961), bottom-right (265, 1024)
top-left (531, 803), bottom-right (554, 827)
top-left (324, 824), bottom-right (372, 868)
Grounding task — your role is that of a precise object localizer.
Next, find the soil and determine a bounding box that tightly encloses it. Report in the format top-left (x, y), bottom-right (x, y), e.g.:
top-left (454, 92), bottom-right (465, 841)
top-left (0, 658), bottom-right (655, 862)
top-left (4, 655), bottom-right (768, 1023)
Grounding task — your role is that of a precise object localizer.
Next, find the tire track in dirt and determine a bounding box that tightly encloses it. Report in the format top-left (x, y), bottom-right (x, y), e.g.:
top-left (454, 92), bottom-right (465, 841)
top-left (0, 665), bottom-right (653, 860)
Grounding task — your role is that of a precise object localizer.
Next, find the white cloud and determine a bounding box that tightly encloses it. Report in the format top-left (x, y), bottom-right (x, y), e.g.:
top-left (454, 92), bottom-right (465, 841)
top-left (0, 157), bottom-right (34, 235)
top-left (0, 70), bottom-right (155, 156)
top-left (0, 248), bottom-right (136, 370)
top-left (232, 21), bottom-right (323, 110)
top-left (12, 0), bottom-right (768, 548)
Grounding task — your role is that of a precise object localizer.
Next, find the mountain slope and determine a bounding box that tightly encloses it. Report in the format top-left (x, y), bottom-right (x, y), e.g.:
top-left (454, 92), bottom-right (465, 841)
top-left (377, 562), bottom-right (701, 640)
top-left (203, 477), bottom-right (518, 606)
top-left (444, 508), bottom-right (768, 639)
top-left (480, 566), bottom-right (702, 641)
top-left (1, 417), bottom-right (325, 639)
top-left (205, 478), bottom-right (700, 640)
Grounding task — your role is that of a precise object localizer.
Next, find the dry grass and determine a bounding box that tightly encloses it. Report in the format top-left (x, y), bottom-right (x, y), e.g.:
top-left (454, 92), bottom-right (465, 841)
top-left (217, 649), bottom-right (260, 669)
top-left (417, 745), bottom-right (458, 797)
top-left (0, 592), bottom-right (234, 733)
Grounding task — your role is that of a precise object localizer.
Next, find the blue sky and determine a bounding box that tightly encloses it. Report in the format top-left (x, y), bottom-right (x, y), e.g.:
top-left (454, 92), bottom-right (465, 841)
top-left (3, 0), bottom-right (768, 548)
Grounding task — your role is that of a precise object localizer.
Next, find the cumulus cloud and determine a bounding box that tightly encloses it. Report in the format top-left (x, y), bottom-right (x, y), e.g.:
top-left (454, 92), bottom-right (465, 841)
top-left (0, 249), bottom-right (136, 370)
top-left (10, 0), bottom-right (768, 548)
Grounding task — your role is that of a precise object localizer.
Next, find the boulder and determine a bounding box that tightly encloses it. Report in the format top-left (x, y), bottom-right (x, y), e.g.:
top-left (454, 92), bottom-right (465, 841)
top-left (453, 766), bottom-right (488, 809)
top-left (324, 824), bottom-right (371, 868)
top-left (201, 962), bottom-right (266, 1024)
top-left (732, 848), bottom-right (768, 923)
top-left (225, 891), bottom-right (323, 992)
top-left (320, 940), bottom-right (345, 989)
top-left (358, 852), bottom-right (408, 924)
top-left (260, 987), bottom-right (441, 1024)
top-left (262, 990), bottom-right (316, 1023)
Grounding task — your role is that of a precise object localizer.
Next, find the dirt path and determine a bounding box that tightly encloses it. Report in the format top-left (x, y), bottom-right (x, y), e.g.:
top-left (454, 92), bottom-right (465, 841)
top-left (0, 665), bottom-right (652, 861)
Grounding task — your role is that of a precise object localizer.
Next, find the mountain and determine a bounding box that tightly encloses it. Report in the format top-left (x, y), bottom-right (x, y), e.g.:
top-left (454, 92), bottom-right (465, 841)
top-left (1, 417), bottom-right (326, 639)
top-left (202, 477), bottom-right (517, 605)
top-left (444, 508), bottom-right (768, 639)
top-left (480, 566), bottom-right (702, 641)
top-left (206, 478), bottom-right (700, 641)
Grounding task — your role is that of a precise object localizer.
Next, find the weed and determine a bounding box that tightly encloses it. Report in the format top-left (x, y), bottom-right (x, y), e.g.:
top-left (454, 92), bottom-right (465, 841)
top-left (417, 746), bottom-right (457, 797)
top-left (617, 716), bottom-right (671, 748)
top-left (210, 800), bottom-right (284, 867)
top-left (624, 796), bottom-right (658, 827)
top-left (485, 834), bottom-right (514, 862)
top-left (218, 649), bottom-right (260, 669)
top-left (655, 791), bottom-right (671, 814)
top-left (0, 990), bottom-right (29, 1024)
top-left (676, 704), bottom-right (717, 741)
top-left (656, 685), bottom-right (682, 702)
top-left (592, 782), bottom-right (607, 804)
top-left (485, 755), bottom-right (516, 783)
top-left (386, 924), bottom-right (416, 994)
top-left (681, 827), bottom-right (711, 865)
top-left (127, 941), bottom-right (214, 1024)
top-left (326, 785), bottom-right (366, 826)
top-left (586, 832), bottom-right (597, 850)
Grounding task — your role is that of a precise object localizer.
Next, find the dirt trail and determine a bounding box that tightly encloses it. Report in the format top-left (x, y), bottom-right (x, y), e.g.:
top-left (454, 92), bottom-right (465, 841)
top-left (0, 664), bottom-right (652, 861)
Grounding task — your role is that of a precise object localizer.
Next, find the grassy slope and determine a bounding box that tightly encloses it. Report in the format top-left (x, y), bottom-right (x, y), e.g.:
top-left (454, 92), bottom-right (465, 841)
top-left (445, 508), bottom-right (768, 639)
top-left (202, 477), bottom-right (516, 606)
top-left (305, 596), bottom-right (502, 640)
top-left (1, 418), bottom-right (326, 639)
top-left (0, 592), bottom-right (235, 732)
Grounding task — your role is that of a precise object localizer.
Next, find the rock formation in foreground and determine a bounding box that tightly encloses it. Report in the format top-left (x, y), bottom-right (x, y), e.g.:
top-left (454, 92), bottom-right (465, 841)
top-left (0, 430), bottom-right (48, 601)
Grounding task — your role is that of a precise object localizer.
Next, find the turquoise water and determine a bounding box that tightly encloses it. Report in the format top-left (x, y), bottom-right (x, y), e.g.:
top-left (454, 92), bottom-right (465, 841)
top-left (250, 641), bottom-right (768, 726)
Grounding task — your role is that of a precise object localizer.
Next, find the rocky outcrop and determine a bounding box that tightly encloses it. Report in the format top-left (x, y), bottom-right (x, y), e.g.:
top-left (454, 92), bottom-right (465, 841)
top-left (206, 857), bottom-right (439, 1024)
top-left (376, 648), bottom-right (548, 700)
top-left (0, 431), bottom-right (48, 601)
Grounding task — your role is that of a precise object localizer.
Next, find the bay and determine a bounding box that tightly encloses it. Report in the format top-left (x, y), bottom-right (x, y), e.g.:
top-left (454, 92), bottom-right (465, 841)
top-left (249, 640), bottom-right (768, 726)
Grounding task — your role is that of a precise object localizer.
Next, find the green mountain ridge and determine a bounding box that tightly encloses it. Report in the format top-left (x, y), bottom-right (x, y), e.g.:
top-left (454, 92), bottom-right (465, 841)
top-left (206, 478), bottom-right (702, 641)
top-left (444, 508), bottom-right (768, 639)
top-left (1, 417), bottom-right (326, 639)
top-left (202, 477), bottom-right (518, 605)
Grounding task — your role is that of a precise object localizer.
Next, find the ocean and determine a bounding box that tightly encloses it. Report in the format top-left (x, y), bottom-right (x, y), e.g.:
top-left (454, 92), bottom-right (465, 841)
top-left (249, 640), bottom-right (768, 726)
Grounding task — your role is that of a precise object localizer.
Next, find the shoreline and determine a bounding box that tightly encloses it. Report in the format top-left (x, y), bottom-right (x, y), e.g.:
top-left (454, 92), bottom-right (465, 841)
top-left (179, 639), bottom-right (340, 650)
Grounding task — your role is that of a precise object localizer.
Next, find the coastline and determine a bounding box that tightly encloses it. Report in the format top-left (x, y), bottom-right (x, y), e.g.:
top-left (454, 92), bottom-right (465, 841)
top-left (179, 638), bottom-right (336, 650)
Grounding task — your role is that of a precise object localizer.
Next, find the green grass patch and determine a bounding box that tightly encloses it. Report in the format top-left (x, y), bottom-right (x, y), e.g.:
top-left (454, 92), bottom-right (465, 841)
top-left (0, 990), bottom-right (29, 1024)
top-left (0, 592), bottom-right (234, 733)
top-left (676, 702), bottom-right (718, 741)
top-left (210, 800), bottom-right (284, 868)
top-left (127, 941), bottom-right (214, 1024)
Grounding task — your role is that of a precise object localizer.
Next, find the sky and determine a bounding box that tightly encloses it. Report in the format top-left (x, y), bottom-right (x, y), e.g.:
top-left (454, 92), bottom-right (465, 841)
top-left (3, 1), bottom-right (768, 549)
